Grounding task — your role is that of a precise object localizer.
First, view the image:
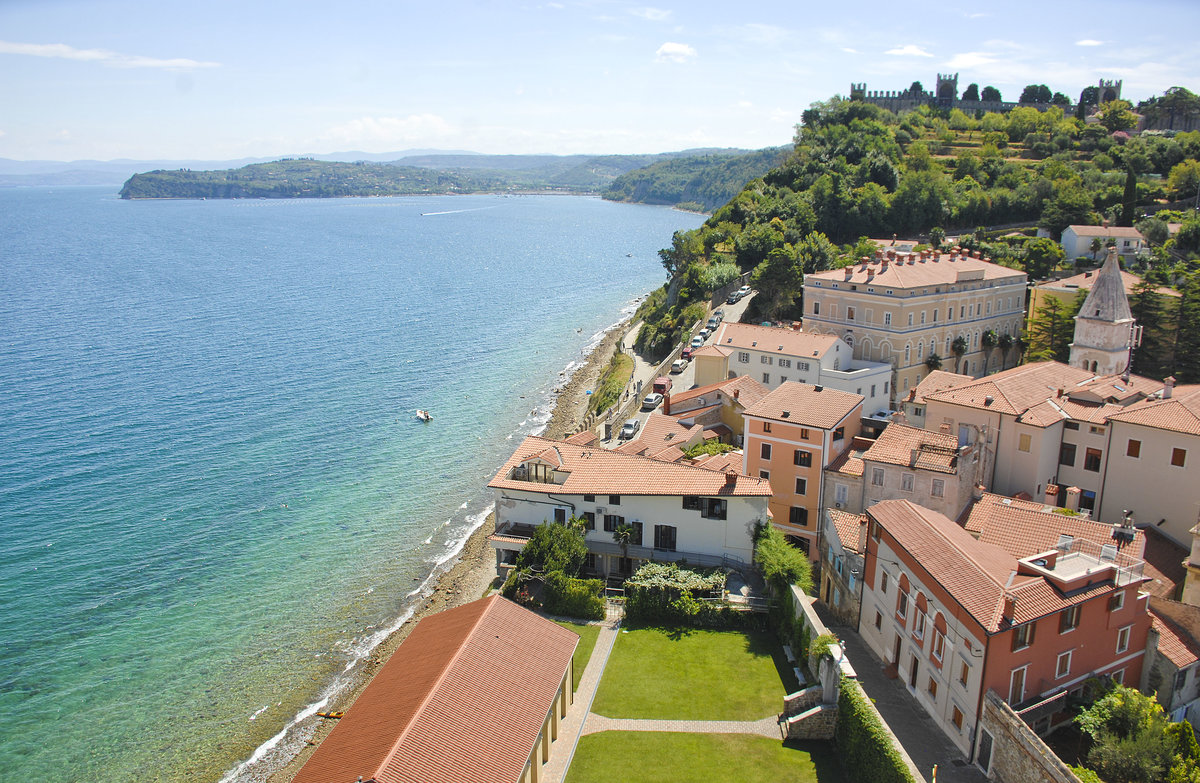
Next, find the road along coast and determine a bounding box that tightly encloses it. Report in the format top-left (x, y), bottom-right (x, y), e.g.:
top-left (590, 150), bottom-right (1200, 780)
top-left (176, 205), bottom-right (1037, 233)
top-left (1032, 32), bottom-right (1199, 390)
top-left (259, 315), bottom-right (634, 783)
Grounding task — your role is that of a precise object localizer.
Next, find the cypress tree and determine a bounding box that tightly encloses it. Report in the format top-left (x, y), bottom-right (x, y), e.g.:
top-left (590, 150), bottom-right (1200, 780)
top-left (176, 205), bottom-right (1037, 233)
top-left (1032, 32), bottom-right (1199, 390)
top-left (1129, 279), bottom-right (1176, 379)
top-left (1176, 273), bottom-right (1200, 383)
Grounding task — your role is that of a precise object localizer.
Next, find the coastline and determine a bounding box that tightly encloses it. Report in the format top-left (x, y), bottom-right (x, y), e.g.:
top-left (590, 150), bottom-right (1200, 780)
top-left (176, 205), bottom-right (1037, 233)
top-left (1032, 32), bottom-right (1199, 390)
top-left (258, 315), bottom-right (633, 783)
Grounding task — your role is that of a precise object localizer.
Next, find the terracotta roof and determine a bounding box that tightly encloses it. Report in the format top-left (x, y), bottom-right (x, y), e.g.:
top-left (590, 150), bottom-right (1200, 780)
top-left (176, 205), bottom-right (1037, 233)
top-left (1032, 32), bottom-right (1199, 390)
top-left (614, 412), bottom-right (704, 457)
top-left (691, 344), bottom-right (732, 358)
top-left (922, 361), bottom-right (1159, 418)
top-left (861, 423), bottom-right (959, 474)
top-left (1148, 598), bottom-right (1200, 670)
top-left (1065, 225), bottom-right (1146, 239)
top-left (694, 451), bottom-right (743, 473)
top-left (1106, 385), bottom-right (1200, 436)
top-left (962, 493), bottom-right (1146, 561)
top-left (871, 499), bottom-right (1125, 631)
top-left (829, 509), bottom-right (867, 554)
top-left (825, 436), bottom-right (873, 478)
top-left (806, 252), bottom-right (1026, 289)
top-left (1141, 526), bottom-right (1188, 599)
top-left (669, 374), bottom-right (769, 408)
top-left (1035, 268), bottom-right (1179, 299)
top-left (490, 435), bottom-right (772, 497)
top-left (909, 370), bottom-right (972, 405)
top-left (292, 596), bottom-right (577, 783)
top-left (711, 321), bottom-right (840, 359)
top-left (743, 381), bottom-right (863, 430)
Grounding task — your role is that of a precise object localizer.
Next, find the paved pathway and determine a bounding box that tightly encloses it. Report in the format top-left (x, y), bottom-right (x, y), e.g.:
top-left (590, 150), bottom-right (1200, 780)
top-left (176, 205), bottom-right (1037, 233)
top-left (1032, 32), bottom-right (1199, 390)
top-left (582, 713), bottom-right (783, 738)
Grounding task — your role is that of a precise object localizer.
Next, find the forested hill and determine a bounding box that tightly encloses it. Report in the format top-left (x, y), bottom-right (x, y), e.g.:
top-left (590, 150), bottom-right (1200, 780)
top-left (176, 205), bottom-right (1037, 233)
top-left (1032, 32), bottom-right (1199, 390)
top-left (118, 149), bottom-right (764, 199)
top-left (601, 147), bottom-right (789, 211)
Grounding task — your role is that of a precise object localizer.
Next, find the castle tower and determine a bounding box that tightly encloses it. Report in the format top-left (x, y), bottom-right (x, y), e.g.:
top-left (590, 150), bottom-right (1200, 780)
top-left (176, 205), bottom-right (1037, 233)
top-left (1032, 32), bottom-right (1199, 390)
top-left (936, 73), bottom-right (959, 102)
top-left (1069, 247), bottom-right (1135, 375)
top-left (850, 82), bottom-right (867, 101)
top-left (1099, 78), bottom-right (1122, 103)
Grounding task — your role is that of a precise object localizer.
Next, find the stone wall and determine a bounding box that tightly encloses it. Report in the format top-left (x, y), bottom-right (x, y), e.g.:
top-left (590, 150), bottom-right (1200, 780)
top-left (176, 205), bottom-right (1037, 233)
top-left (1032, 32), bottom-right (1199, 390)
top-left (980, 691), bottom-right (1082, 783)
top-left (786, 704), bottom-right (839, 740)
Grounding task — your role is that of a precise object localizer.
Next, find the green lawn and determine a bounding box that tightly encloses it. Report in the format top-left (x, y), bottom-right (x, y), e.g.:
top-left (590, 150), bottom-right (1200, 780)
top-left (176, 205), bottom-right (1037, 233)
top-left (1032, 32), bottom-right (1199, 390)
top-left (565, 733), bottom-right (846, 783)
top-left (555, 620), bottom-right (602, 691)
top-left (590, 626), bottom-right (794, 720)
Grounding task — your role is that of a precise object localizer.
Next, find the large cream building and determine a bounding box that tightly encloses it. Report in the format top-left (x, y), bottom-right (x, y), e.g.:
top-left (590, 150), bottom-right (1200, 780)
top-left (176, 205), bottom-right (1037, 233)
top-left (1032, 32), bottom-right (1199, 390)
top-left (803, 250), bottom-right (1027, 403)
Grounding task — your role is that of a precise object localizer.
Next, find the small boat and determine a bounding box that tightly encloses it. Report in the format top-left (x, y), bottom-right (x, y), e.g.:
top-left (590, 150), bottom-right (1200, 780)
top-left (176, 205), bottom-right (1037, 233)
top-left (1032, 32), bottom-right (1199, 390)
top-left (416, 409), bottom-right (433, 422)
top-left (316, 711), bottom-right (344, 719)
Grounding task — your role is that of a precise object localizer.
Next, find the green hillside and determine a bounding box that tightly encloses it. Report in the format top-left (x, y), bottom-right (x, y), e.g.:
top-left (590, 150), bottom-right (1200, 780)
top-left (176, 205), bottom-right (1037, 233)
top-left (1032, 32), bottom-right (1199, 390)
top-left (602, 147), bottom-right (789, 211)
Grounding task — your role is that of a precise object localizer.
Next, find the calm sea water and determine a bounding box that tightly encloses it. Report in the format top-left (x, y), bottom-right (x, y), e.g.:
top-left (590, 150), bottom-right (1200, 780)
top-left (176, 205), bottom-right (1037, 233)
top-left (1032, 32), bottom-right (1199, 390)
top-left (0, 188), bottom-right (702, 782)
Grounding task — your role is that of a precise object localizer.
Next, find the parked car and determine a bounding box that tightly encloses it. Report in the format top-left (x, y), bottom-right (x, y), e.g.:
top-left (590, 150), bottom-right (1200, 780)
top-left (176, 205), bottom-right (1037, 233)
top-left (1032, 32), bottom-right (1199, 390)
top-left (653, 376), bottom-right (673, 395)
top-left (726, 292), bottom-right (741, 304)
top-left (690, 335), bottom-right (704, 348)
top-left (698, 328), bottom-right (710, 339)
top-left (641, 392), bottom-right (664, 411)
top-left (681, 346), bottom-right (695, 360)
top-left (737, 285), bottom-right (752, 297)
top-left (619, 418), bottom-right (641, 439)
top-left (706, 317), bottom-right (721, 330)
top-left (713, 309), bottom-right (724, 321)
top-left (670, 358), bottom-right (689, 373)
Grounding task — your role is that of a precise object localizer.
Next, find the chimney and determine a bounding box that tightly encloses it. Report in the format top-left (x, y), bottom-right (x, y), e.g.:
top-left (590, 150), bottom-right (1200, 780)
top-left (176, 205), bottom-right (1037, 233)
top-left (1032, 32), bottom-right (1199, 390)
top-left (1044, 484), bottom-right (1059, 505)
top-left (733, 388), bottom-right (740, 400)
top-left (724, 471), bottom-right (738, 487)
top-left (1165, 376), bottom-right (1176, 399)
top-left (910, 448), bottom-right (920, 466)
top-left (814, 385), bottom-right (824, 392)
top-left (1065, 486), bottom-right (1082, 512)
top-left (1003, 594), bottom-right (1017, 622)
top-left (973, 483), bottom-right (986, 501)
top-left (984, 395), bottom-right (994, 406)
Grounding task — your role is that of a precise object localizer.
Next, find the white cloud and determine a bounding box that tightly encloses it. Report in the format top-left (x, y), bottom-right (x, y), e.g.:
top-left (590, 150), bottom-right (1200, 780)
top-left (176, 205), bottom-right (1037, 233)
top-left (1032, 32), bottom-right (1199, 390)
top-left (318, 114), bottom-right (456, 147)
top-left (945, 51), bottom-right (999, 70)
top-left (1076, 39), bottom-right (1104, 47)
top-left (842, 47), bottom-right (860, 54)
top-left (655, 42), bottom-right (697, 63)
top-left (0, 40), bottom-right (219, 69)
top-left (731, 23), bottom-right (790, 46)
top-left (631, 7), bottom-right (671, 21)
top-left (884, 44), bottom-right (933, 58)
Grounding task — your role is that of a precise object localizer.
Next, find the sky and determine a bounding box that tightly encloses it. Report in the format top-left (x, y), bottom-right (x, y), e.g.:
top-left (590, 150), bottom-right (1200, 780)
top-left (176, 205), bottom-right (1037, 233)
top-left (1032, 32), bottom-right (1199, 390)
top-left (2, 0), bottom-right (1199, 162)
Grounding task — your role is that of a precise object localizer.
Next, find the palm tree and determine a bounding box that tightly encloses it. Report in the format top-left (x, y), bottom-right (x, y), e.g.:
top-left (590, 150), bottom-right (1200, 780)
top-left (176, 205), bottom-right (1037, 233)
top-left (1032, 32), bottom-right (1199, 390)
top-left (998, 333), bottom-right (1014, 370)
top-left (951, 336), bottom-right (968, 373)
top-left (613, 523), bottom-right (635, 575)
top-left (925, 353), bottom-right (943, 372)
top-left (1090, 237), bottom-right (1103, 262)
top-left (981, 330), bottom-right (998, 374)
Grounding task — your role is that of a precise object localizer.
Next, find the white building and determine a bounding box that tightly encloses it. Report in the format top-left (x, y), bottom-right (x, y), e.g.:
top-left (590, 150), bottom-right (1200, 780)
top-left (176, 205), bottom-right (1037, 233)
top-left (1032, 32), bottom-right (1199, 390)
top-left (1060, 225), bottom-right (1147, 261)
top-left (694, 321), bottom-right (892, 416)
top-left (487, 434), bottom-right (771, 578)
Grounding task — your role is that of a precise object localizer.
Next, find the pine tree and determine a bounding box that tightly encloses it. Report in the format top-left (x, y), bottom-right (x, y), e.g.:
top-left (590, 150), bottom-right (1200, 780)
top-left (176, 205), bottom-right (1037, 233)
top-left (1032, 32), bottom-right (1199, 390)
top-left (1129, 279), bottom-right (1176, 379)
top-left (1027, 295), bottom-right (1075, 362)
top-left (1176, 273), bottom-right (1200, 383)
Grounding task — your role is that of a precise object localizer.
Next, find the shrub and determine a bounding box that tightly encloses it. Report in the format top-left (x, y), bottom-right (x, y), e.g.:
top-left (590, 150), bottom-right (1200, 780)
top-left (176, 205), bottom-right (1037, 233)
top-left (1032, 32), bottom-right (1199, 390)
top-left (836, 676), bottom-right (919, 783)
top-left (543, 571), bottom-right (605, 620)
top-left (623, 562), bottom-right (738, 627)
top-left (754, 523), bottom-right (813, 595)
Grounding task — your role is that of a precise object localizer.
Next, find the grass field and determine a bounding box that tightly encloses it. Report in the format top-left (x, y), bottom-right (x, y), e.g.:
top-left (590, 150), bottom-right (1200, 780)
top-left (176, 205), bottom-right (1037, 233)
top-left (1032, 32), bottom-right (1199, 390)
top-left (590, 625), bottom-right (793, 721)
top-left (565, 733), bottom-right (846, 783)
top-left (555, 620), bottom-right (603, 690)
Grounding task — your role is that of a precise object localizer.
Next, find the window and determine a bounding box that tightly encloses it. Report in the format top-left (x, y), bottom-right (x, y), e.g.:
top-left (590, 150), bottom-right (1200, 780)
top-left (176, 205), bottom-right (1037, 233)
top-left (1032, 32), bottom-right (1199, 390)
top-left (1109, 590), bottom-right (1125, 612)
top-left (630, 522), bottom-right (643, 546)
top-left (908, 313), bottom-right (914, 326)
top-left (875, 611), bottom-right (883, 629)
top-left (1009, 666), bottom-right (1027, 704)
top-left (762, 373), bottom-right (770, 384)
top-left (580, 511), bottom-right (595, 530)
top-left (794, 450), bottom-right (812, 467)
top-left (872, 468), bottom-right (885, 487)
top-left (835, 484), bottom-right (848, 504)
top-left (931, 479), bottom-right (945, 498)
top-left (1060, 605), bottom-right (1081, 633)
top-left (952, 705), bottom-right (964, 730)
top-left (1173, 448), bottom-right (1188, 468)
top-left (763, 422), bottom-right (774, 435)
top-left (1084, 447), bottom-right (1102, 472)
top-left (609, 495), bottom-right (621, 505)
top-left (789, 506), bottom-right (808, 526)
top-left (1059, 442), bottom-right (1076, 466)
top-left (800, 428), bottom-right (811, 439)
top-left (847, 306), bottom-right (856, 321)
top-left (779, 359), bottom-right (791, 368)
top-left (738, 351), bottom-right (750, 363)
top-left (901, 473), bottom-right (915, 492)
top-left (812, 301), bottom-right (820, 315)
top-left (603, 514), bottom-right (624, 532)
top-left (1056, 651), bottom-right (1072, 679)
top-left (1018, 433), bottom-right (1032, 452)
top-left (1126, 439), bottom-right (1141, 458)
top-left (959, 659), bottom-right (969, 686)
top-left (897, 590), bottom-right (909, 619)
top-left (977, 729), bottom-right (994, 774)
top-left (927, 676), bottom-right (938, 699)
top-left (884, 312), bottom-right (892, 326)
top-left (932, 630), bottom-right (945, 660)
top-left (1112, 669), bottom-right (1125, 685)
top-left (913, 611), bottom-right (926, 639)
top-left (702, 499), bottom-right (727, 520)
top-left (932, 309), bottom-right (938, 322)
top-left (1012, 622), bottom-right (1035, 651)
top-left (682, 496), bottom-right (701, 510)
top-left (758, 469), bottom-right (770, 480)
top-left (800, 361), bottom-right (810, 372)
top-left (760, 443), bottom-right (772, 460)
top-left (584, 494), bottom-right (595, 502)
top-left (1064, 421), bottom-right (1080, 431)
top-left (920, 311), bottom-right (926, 324)
top-left (761, 355), bottom-right (773, 365)
top-left (795, 477), bottom-right (808, 495)
top-left (880, 570), bottom-right (888, 593)
top-left (834, 427), bottom-right (846, 441)
top-left (653, 524), bottom-right (677, 552)
top-left (554, 507), bottom-right (567, 524)
top-left (1090, 425), bottom-right (1105, 435)
top-left (1116, 625), bottom-right (1131, 653)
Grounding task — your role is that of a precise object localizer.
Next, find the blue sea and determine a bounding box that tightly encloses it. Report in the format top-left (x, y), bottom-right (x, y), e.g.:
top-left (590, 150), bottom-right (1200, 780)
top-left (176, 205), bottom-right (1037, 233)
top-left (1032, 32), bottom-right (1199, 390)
top-left (0, 188), bottom-right (702, 782)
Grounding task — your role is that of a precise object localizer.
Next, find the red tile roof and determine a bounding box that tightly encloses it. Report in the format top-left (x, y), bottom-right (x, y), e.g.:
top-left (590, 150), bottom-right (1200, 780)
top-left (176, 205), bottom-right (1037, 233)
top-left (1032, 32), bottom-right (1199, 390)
top-left (909, 370), bottom-right (972, 405)
top-left (490, 436), bottom-right (772, 497)
top-left (861, 423), bottom-right (959, 474)
top-left (1106, 385), bottom-right (1200, 436)
top-left (870, 499), bottom-right (1126, 631)
top-left (1141, 527), bottom-right (1188, 599)
top-left (1035, 267), bottom-right (1179, 299)
top-left (669, 374), bottom-right (769, 408)
top-left (806, 252), bottom-right (1026, 289)
top-left (962, 493), bottom-right (1146, 561)
top-left (614, 412), bottom-right (703, 456)
top-left (711, 321), bottom-right (840, 359)
top-left (292, 596), bottom-right (578, 783)
top-left (829, 509), bottom-right (867, 554)
top-left (743, 382), bottom-right (863, 430)
top-left (825, 437), bottom-right (873, 478)
top-left (1148, 598), bottom-right (1200, 670)
top-left (1064, 225), bottom-right (1146, 240)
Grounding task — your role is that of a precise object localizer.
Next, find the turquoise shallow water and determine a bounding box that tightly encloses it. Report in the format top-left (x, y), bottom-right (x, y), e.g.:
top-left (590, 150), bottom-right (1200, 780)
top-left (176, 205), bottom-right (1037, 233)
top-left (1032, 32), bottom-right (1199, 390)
top-left (0, 189), bottom-right (702, 782)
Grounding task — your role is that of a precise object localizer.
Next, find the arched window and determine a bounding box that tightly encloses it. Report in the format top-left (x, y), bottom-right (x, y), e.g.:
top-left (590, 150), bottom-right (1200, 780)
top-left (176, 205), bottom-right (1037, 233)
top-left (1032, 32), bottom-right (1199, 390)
top-left (904, 344), bottom-right (911, 364)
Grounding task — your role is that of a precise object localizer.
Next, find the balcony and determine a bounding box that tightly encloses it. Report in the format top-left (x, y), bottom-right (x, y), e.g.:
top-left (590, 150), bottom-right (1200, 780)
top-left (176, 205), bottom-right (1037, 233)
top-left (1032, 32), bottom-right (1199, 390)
top-left (488, 521), bottom-right (747, 571)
